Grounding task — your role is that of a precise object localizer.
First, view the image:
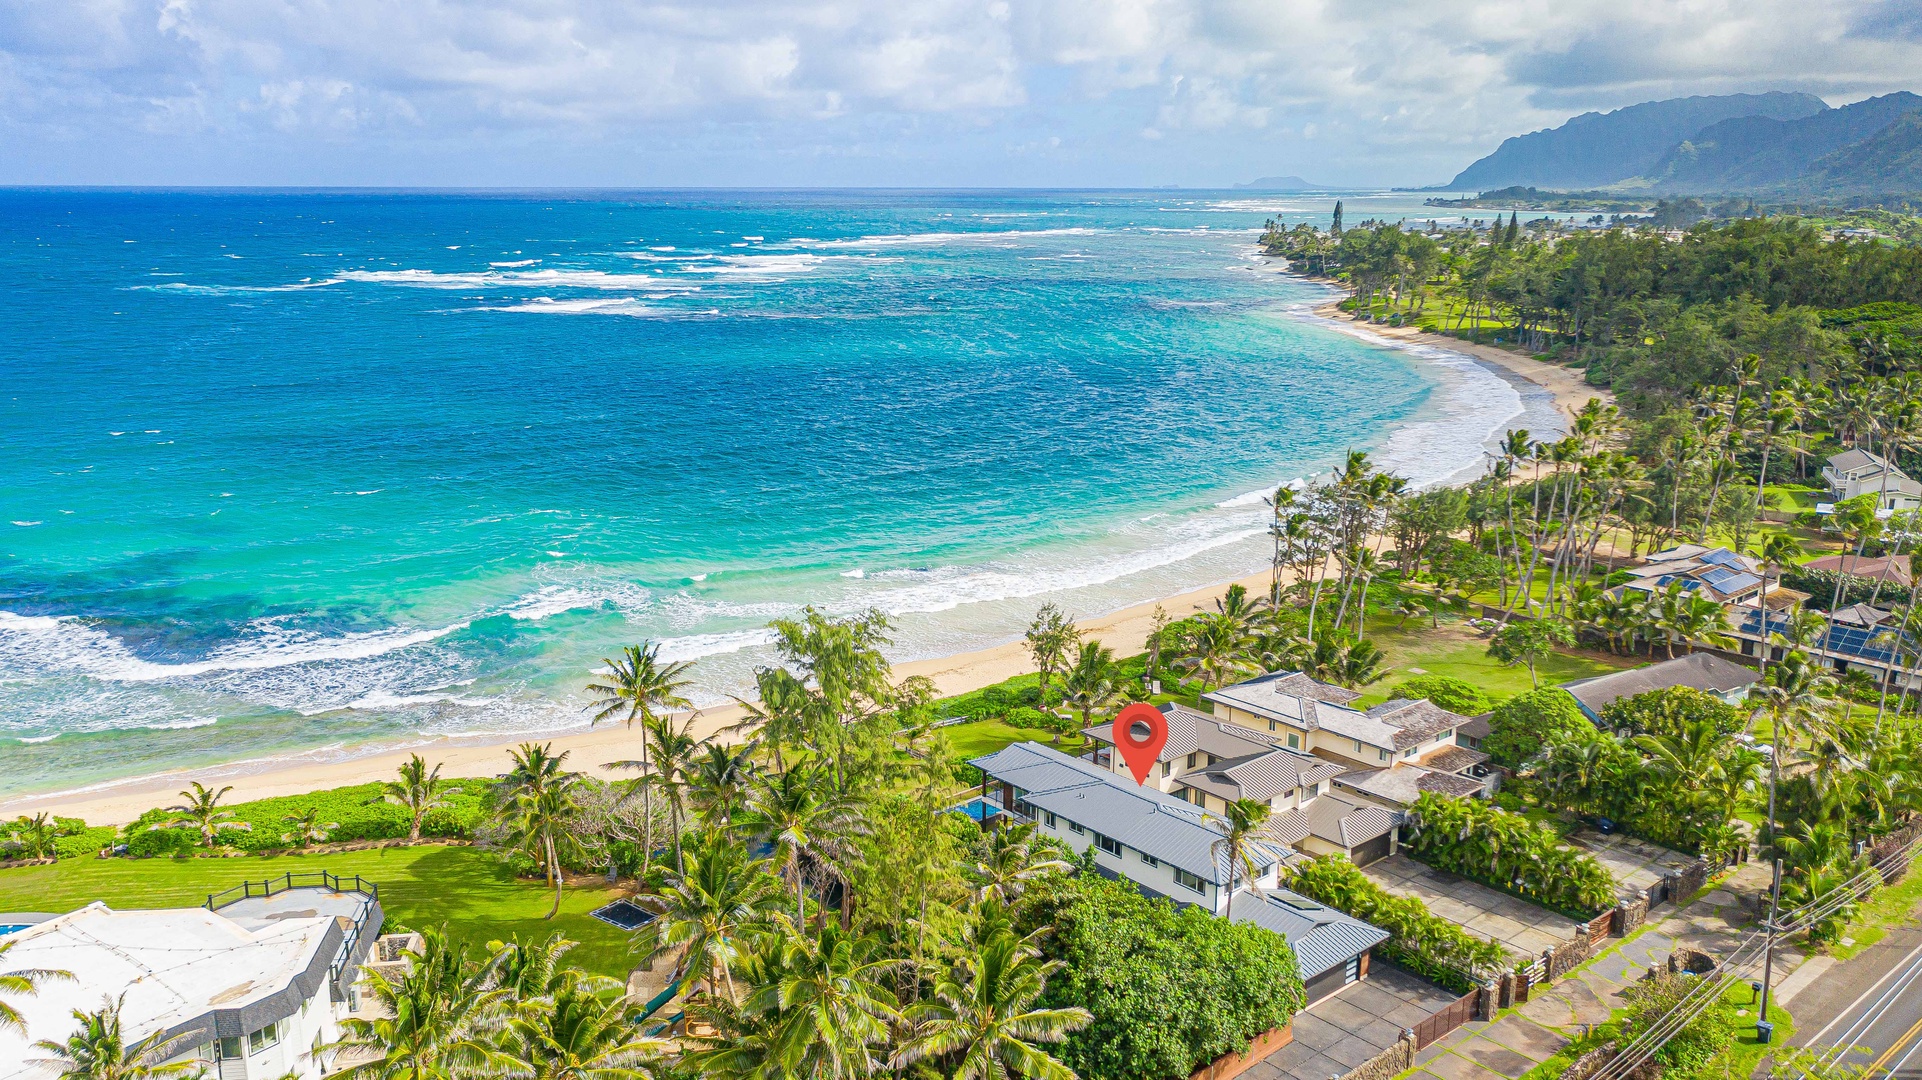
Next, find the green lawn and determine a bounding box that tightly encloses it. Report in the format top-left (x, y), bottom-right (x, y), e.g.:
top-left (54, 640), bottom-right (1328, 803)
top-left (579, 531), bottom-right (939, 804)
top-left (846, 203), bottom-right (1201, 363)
top-left (1829, 850), bottom-right (1922, 961)
top-left (0, 844), bottom-right (639, 977)
top-left (942, 719), bottom-right (1088, 760)
top-left (1356, 623), bottom-right (1637, 708)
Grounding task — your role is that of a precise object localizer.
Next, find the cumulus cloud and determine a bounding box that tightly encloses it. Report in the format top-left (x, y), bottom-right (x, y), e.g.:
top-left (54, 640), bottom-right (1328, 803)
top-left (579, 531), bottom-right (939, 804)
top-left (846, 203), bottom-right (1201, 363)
top-left (2, 0), bottom-right (1920, 184)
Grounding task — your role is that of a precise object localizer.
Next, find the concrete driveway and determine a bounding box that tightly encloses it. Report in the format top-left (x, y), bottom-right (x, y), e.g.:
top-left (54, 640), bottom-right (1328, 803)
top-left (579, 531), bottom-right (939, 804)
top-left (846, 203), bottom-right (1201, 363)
top-left (1362, 854), bottom-right (1584, 959)
top-left (1563, 829), bottom-right (1700, 899)
top-left (1253, 964), bottom-right (1461, 1080)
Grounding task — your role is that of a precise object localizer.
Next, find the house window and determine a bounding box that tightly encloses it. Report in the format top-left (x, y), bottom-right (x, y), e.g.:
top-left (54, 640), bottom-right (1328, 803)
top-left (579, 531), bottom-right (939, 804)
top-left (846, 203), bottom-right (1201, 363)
top-left (1069, 820), bottom-right (1084, 834)
top-left (1174, 868), bottom-right (1206, 893)
top-left (1255, 862), bottom-right (1274, 879)
top-left (1187, 752), bottom-right (1200, 769)
top-left (1161, 761), bottom-right (1171, 777)
top-left (1403, 747), bottom-right (1417, 758)
top-left (1141, 852), bottom-right (1159, 867)
top-left (218, 1037), bottom-right (244, 1061)
top-left (248, 1021), bottom-right (281, 1055)
top-left (1379, 749), bottom-right (1390, 761)
top-left (1287, 733), bottom-right (1300, 749)
top-left (1044, 812), bottom-right (1057, 829)
top-left (1351, 739), bottom-right (1363, 753)
top-left (1269, 719), bottom-right (1279, 731)
top-left (1096, 834), bottom-right (1122, 857)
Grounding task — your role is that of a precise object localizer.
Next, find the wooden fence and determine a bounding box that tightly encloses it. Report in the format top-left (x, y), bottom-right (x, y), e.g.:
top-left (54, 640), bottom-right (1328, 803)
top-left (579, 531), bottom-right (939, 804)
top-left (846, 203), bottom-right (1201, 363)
top-left (1411, 986), bottom-right (1486, 1050)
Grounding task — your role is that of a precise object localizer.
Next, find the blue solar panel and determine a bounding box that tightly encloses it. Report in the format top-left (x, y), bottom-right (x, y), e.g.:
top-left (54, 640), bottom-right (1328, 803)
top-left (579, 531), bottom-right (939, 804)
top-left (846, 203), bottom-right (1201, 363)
top-left (1701, 549), bottom-right (1746, 569)
top-left (1700, 567), bottom-right (1743, 589)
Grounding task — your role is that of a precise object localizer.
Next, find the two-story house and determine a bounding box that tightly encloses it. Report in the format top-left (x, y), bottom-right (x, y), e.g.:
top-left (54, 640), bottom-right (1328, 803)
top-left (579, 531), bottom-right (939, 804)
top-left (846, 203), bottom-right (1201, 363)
top-left (968, 741), bottom-right (1390, 1001)
top-left (1823, 448), bottom-right (1922, 510)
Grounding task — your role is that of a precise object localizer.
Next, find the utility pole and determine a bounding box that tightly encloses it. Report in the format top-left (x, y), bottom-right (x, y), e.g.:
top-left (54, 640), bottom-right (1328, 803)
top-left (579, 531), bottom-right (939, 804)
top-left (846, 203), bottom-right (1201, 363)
top-left (1758, 858), bottom-right (1782, 1043)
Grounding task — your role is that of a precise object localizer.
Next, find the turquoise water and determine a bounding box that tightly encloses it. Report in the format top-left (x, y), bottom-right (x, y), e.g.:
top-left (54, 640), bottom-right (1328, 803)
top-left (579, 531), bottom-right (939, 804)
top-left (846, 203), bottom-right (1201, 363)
top-left (0, 189), bottom-right (1541, 797)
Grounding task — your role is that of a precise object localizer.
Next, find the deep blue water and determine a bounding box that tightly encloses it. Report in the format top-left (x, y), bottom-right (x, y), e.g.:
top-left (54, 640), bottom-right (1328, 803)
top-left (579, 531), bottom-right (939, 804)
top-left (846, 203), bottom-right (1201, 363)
top-left (0, 189), bottom-right (1530, 796)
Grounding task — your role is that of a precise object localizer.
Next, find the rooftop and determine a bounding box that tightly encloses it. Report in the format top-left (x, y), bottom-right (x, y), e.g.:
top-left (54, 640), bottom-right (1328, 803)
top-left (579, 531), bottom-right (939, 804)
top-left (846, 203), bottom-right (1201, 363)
top-left (1265, 791), bottom-right (1397, 850)
top-left (1081, 702), bottom-right (1284, 762)
top-left (1230, 890), bottom-right (1390, 980)
top-left (971, 741), bottom-right (1290, 886)
top-left (1205, 671), bottom-right (1471, 751)
top-left (1805, 553), bottom-right (1914, 587)
top-left (0, 903), bottom-right (341, 1079)
top-left (1332, 764), bottom-right (1486, 806)
top-left (1562, 654), bottom-right (1760, 716)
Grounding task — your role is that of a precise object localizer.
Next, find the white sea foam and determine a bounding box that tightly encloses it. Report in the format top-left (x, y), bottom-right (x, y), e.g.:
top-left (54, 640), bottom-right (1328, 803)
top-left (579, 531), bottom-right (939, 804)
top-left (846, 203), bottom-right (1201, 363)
top-left (791, 228), bottom-right (1100, 249)
top-left (339, 269), bottom-right (703, 292)
top-left (142, 717), bottom-right (218, 731)
top-left (133, 279), bottom-right (342, 295)
top-left (476, 297), bottom-right (673, 317)
top-left (17, 734), bottom-right (58, 744)
top-left (490, 259), bottom-right (540, 267)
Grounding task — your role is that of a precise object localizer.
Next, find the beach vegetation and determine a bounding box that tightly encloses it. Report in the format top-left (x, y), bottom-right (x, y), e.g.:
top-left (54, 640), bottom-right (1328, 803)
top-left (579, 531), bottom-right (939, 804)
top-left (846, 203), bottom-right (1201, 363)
top-left (1283, 855), bottom-right (1507, 989)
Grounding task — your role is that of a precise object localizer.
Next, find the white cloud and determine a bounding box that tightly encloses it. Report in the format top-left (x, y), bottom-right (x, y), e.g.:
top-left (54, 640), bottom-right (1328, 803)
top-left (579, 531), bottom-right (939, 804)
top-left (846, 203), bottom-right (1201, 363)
top-left (1, 0), bottom-right (1919, 184)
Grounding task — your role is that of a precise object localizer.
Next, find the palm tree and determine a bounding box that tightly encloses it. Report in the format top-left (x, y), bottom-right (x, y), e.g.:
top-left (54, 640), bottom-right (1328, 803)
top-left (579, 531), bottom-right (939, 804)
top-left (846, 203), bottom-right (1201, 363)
top-left (0, 938), bottom-right (71, 1036)
top-left (385, 753), bottom-right (448, 843)
top-left (742, 765), bottom-right (869, 926)
top-left (892, 920), bottom-right (1091, 1080)
top-left (1752, 532), bottom-right (1806, 681)
top-left (504, 984), bottom-right (667, 1080)
top-left (741, 920), bottom-right (902, 1079)
top-left (490, 931), bottom-right (584, 1002)
top-left (686, 741), bottom-right (759, 829)
top-left (282, 807), bottom-right (335, 849)
top-left (499, 744), bottom-right (586, 919)
top-left (640, 831), bottom-right (785, 1001)
top-left (1208, 798), bottom-right (1273, 922)
top-left (1024, 604), bottom-right (1080, 709)
top-left (327, 930), bottom-right (514, 1079)
top-left (586, 643), bottom-right (695, 879)
top-left (610, 715), bottom-right (704, 874)
top-left (1060, 640), bottom-right (1121, 740)
top-left (1172, 612), bottom-right (1257, 690)
top-left (30, 994), bottom-right (202, 1080)
top-left (156, 782), bottom-right (248, 848)
top-left (968, 823), bottom-right (1072, 904)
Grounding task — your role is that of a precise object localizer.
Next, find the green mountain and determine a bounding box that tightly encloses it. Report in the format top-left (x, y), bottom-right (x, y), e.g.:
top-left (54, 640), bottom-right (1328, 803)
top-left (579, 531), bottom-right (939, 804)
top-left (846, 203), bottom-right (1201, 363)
top-left (1446, 92), bottom-right (1827, 190)
top-left (1646, 92), bottom-right (1922, 191)
top-left (1795, 110), bottom-right (1922, 195)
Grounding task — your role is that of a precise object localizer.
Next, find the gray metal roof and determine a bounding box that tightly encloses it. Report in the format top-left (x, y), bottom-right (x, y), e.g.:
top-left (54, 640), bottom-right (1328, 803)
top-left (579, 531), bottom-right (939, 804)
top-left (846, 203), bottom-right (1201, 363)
top-left (1363, 697), bottom-right (1472, 749)
top-left (1230, 890), bottom-right (1391, 980)
top-left (1081, 703), bottom-right (1283, 762)
top-left (1265, 792), bottom-right (1397, 849)
top-left (1561, 654), bottom-right (1759, 716)
top-left (971, 742), bottom-right (1290, 885)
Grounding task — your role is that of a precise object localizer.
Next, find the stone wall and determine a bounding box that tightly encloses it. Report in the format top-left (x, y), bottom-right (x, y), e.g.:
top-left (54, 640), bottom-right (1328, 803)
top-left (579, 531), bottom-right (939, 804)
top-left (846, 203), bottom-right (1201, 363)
top-left (1866, 816), bottom-right (1922, 884)
top-left (1559, 1041), bottom-right (1664, 1080)
top-left (1345, 1037), bottom-right (1415, 1080)
top-left (1547, 934), bottom-right (1594, 980)
top-left (1614, 895), bottom-right (1649, 936)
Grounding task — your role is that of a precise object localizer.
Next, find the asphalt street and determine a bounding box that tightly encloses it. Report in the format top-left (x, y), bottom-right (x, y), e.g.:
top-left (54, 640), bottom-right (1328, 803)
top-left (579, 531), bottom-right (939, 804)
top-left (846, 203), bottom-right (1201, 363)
top-left (1790, 913), bottom-right (1922, 1077)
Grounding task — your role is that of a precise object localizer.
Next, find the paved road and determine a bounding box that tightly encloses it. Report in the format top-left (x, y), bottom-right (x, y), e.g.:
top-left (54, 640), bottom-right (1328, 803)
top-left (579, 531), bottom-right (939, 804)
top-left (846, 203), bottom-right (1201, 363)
top-left (1790, 917), bottom-right (1922, 1077)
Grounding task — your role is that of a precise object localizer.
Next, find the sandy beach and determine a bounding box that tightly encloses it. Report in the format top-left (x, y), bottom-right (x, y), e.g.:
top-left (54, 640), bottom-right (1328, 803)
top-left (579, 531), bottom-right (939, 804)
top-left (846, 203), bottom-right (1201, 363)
top-left (1312, 300), bottom-right (1614, 415)
top-left (3, 300), bottom-right (1591, 828)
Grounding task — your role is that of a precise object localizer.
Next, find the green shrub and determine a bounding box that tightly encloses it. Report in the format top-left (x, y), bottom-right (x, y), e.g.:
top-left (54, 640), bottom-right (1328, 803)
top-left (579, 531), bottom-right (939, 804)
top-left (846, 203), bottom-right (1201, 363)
top-left (1403, 792), bottom-right (1618, 916)
top-left (1600, 686), bottom-right (1745, 738)
top-left (1005, 706), bottom-right (1048, 729)
top-left (52, 827), bottom-right (119, 860)
top-left (122, 778), bottom-right (493, 856)
top-left (1020, 873), bottom-right (1304, 1080)
top-left (1284, 855), bottom-right (1506, 990)
top-left (1388, 674), bottom-right (1491, 716)
top-left (125, 825), bottom-right (197, 859)
top-left (1483, 687), bottom-right (1591, 767)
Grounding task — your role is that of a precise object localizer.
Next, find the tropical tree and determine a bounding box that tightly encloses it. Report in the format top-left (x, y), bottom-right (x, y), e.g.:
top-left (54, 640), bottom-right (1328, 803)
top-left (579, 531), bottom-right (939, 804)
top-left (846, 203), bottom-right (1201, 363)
top-left (1024, 604), bottom-right (1080, 709)
top-left (686, 741), bottom-right (759, 829)
top-left (156, 782), bottom-right (248, 849)
top-left (504, 983), bottom-right (667, 1080)
top-left (742, 920), bottom-right (902, 1079)
top-left (586, 642), bottom-right (695, 878)
top-left (282, 807), bottom-right (336, 849)
top-left (326, 929), bottom-right (514, 1079)
top-left (1208, 798), bottom-right (1274, 922)
top-left (384, 753), bottom-right (448, 843)
top-left (892, 916), bottom-right (1092, 1080)
top-left (30, 994), bottom-right (201, 1080)
top-left (611, 715), bottom-right (705, 874)
top-left (0, 938), bottom-right (71, 1036)
top-left (1486, 619), bottom-right (1574, 687)
top-left (498, 743), bottom-right (587, 919)
top-left (967, 822), bottom-right (1071, 905)
top-left (1172, 612), bottom-right (1258, 690)
top-left (640, 831), bottom-right (785, 1001)
top-left (1060, 640), bottom-right (1123, 736)
top-left (741, 765), bottom-right (870, 927)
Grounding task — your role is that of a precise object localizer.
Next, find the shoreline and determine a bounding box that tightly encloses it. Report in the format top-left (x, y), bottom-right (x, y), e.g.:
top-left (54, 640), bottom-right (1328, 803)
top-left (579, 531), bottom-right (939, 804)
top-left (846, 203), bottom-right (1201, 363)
top-left (1307, 298), bottom-right (1613, 416)
top-left (4, 272), bottom-right (1608, 827)
top-left (1, 567), bottom-right (1285, 825)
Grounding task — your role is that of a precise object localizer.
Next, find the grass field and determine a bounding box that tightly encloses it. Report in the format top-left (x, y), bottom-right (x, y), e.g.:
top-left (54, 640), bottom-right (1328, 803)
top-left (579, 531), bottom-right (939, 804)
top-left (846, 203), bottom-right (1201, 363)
top-left (941, 719), bottom-right (1088, 760)
top-left (0, 844), bottom-right (640, 977)
top-left (1355, 622), bottom-right (1637, 708)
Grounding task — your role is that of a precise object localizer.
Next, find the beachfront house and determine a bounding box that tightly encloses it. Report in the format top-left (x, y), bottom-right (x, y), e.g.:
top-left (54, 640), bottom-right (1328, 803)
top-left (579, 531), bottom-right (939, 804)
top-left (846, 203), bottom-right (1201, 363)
top-left (1734, 605), bottom-right (1921, 690)
top-left (968, 741), bottom-right (1389, 1001)
top-left (1823, 448), bottom-right (1922, 510)
top-left (1561, 653), bottom-right (1762, 725)
top-left (0, 876), bottom-right (384, 1080)
top-left (1080, 703), bottom-right (1399, 865)
top-left (1618, 545), bottom-right (1767, 605)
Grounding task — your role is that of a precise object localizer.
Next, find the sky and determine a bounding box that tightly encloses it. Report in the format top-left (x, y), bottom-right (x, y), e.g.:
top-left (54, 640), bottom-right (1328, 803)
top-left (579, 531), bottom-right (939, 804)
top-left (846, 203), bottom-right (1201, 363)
top-left (3, 0), bottom-right (1922, 188)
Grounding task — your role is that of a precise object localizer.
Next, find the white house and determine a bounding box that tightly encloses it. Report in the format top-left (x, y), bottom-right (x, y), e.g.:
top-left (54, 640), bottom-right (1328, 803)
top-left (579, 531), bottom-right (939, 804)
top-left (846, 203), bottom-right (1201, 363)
top-left (1823, 448), bottom-right (1922, 510)
top-left (969, 741), bottom-right (1390, 1001)
top-left (0, 881), bottom-right (382, 1080)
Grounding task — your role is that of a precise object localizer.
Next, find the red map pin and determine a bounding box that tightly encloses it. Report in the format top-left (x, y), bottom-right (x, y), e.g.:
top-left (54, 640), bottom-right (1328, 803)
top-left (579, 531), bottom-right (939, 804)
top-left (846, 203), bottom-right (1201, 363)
top-left (1112, 702), bottom-right (1168, 786)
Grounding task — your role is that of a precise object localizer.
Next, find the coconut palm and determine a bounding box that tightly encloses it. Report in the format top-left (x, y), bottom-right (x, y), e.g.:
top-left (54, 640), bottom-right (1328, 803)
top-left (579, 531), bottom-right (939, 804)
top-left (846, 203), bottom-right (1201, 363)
top-left (967, 823), bottom-right (1071, 904)
top-left (1753, 532), bottom-right (1807, 679)
top-left (0, 938), bottom-right (71, 1036)
top-left (498, 744), bottom-right (587, 919)
top-left (740, 919), bottom-right (902, 1079)
top-left (8, 812), bottom-right (57, 860)
top-left (610, 715), bottom-right (704, 875)
top-left (326, 930), bottom-right (514, 1079)
top-left (686, 741), bottom-right (759, 829)
top-left (891, 919), bottom-right (1091, 1080)
top-left (1208, 798), bottom-right (1274, 922)
top-left (1172, 612), bottom-right (1258, 690)
top-left (489, 931), bottom-right (584, 1003)
top-left (741, 765), bottom-right (869, 927)
top-left (384, 753), bottom-right (448, 843)
top-left (281, 807), bottom-right (336, 849)
top-left (30, 994), bottom-right (201, 1080)
top-left (504, 983), bottom-right (667, 1080)
top-left (640, 832), bottom-right (785, 1002)
top-left (586, 643), bottom-right (695, 878)
top-left (1060, 640), bottom-right (1122, 739)
top-left (156, 782), bottom-right (249, 849)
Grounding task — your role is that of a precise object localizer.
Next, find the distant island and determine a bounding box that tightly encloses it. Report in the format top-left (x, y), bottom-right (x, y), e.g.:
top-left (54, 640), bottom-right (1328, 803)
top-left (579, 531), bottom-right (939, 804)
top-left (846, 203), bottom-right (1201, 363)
top-left (1439, 90), bottom-right (1922, 199)
top-left (1235, 175), bottom-right (1324, 191)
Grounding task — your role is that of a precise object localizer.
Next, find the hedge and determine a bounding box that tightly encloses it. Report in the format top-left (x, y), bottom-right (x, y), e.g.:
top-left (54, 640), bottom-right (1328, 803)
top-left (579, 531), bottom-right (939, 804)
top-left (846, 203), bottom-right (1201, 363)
top-left (1782, 566), bottom-right (1913, 611)
top-left (1284, 855), bottom-right (1507, 992)
top-left (124, 779), bottom-right (493, 856)
top-left (1402, 792), bottom-right (1618, 917)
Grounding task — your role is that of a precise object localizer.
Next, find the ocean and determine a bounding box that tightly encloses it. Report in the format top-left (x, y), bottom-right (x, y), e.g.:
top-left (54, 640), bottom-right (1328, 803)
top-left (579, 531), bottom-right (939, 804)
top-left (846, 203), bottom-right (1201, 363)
top-left (0, 188), bottom-right (1558, 798)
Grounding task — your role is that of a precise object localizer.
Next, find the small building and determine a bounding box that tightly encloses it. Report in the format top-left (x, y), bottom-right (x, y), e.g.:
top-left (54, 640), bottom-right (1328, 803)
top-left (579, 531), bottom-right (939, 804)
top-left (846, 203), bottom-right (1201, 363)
top-left (0, 879), bottom-right (383, 1080)
top-left (1618, 545), bottom-right (1765, 605)
top-left (1822, 448), bottom-right (1922, 511)
top-left (969, 741), bottom-right (1388, 1000)
top-left (1803, 553), bottom-right (1914, 588)
top-left (1560, 653), bottom-right (1761, 724)
top-left (1736, 607), bottom-right (1919, 690)
top-left (1203, 671), bottom-right (1472, 769)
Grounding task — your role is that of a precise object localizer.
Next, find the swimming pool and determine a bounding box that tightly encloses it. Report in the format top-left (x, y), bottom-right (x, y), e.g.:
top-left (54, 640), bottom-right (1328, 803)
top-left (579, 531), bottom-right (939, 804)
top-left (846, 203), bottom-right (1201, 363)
top-left (948, 798), bottom-right (1000, 822)
top-left (0, 924), bottom-right (32, 936)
